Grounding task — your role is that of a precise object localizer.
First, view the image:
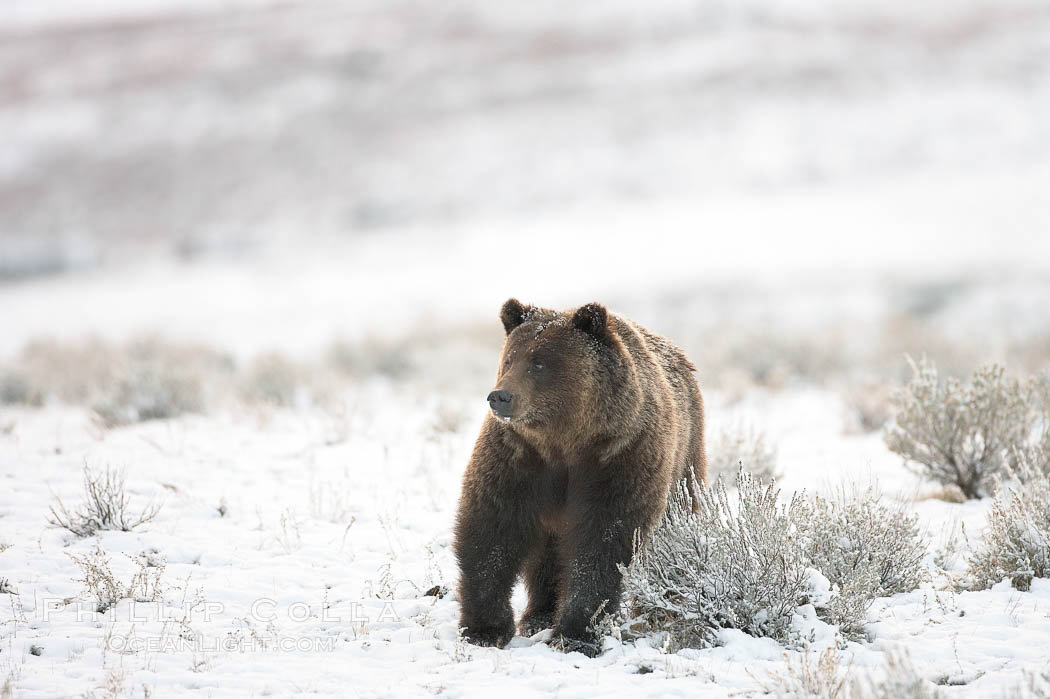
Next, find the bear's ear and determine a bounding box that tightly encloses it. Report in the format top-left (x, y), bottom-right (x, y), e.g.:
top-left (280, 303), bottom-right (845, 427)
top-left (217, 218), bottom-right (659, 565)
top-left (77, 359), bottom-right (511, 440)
top-left (572, 302), bottom-right (608, 341)
top-left (500, 298), bottom-right (532, 335)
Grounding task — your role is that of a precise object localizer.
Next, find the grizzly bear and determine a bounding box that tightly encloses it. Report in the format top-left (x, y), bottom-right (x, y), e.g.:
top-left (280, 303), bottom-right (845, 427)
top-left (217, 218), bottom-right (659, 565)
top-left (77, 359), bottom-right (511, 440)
top-left (453, 298), bottom-right (706, 657)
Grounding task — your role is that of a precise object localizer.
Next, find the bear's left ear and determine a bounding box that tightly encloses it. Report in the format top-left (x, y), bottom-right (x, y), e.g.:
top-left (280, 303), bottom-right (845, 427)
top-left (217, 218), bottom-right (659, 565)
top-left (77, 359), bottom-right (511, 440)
top-left (572, 302), bottom-right (609, 341)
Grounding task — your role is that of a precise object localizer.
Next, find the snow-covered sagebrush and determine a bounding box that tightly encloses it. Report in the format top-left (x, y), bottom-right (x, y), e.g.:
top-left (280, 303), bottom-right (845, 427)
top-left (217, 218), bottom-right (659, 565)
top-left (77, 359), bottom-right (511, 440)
top-left (885, 359), bottom-right (1048, 499)
top-left (90, 340), bottom-right (223, 426)
top-left (0, 337), bottom-right (228, 424)
top-left (707, 425), bottom-right (779, 484)
top-left (796, 488), bottom-right (927, 639)
top-left (843, 380), bottom-right (893, 433)
top-left (766, 648), bottom-right (944, 699)
top-left (620, 473), bottom-right (813, 650)
top-left (620, 474), bottom-right (927, 649)
top-left (969, 455), bottom-right (1050, 591)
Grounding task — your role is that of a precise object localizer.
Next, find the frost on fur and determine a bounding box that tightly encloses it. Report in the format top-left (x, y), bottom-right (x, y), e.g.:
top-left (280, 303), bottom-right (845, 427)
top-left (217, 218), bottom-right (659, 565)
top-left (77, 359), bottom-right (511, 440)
top-left (620, 473), bottom-right (927, 649)
top-left (968, 455), bottom-right (1050, 591)
top-left (884, 359), bottom-right (1049, 499)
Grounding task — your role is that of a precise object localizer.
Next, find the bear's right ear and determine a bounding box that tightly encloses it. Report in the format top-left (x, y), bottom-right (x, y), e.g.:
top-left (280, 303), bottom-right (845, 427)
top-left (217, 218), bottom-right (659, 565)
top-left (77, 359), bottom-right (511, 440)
top-left (500, 298), bottom-right (532, 335)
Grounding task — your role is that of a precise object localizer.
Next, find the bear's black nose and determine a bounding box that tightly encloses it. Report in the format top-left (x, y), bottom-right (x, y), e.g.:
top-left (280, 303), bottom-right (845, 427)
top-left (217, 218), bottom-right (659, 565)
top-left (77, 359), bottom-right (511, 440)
top-left (487, 390), bottom-right (514, 417)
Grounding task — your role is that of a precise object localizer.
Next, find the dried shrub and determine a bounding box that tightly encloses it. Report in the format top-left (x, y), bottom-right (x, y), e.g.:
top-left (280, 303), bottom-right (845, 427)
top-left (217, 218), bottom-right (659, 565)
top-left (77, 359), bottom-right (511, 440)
top-left (48, 465), bottom-right (160, 537)
top-left (700, 329), bottom-right (848, 390)
top-left (1022, 375), bottom-right (1050, 470)
top-left (844, 381), bottom-right (893, 433)
top-left (765, 648), bottom-right (943, 699)
top-left (851, 651), bottom-right (944, 699)
top-left (968, 455), bottom-right (1050, 591)
top-left (885, 359), bottom-right (1047, 499)
top-left (797, 487), bottom-right (927, 639)
top-left (93, 369), bottom-right (202, 426)
top-left (1, 337), bottom-right (230, 424)
top-left (708, 425), bottom-right (778, 484)
top-left (0, 371), bottom-right (43, 406)
top-left (327, 322), bottom-right (498, 394)
top-left (327, 338), bottom-right (415, 381)
top-left (14, 337), bottom-right (117, 404)
top-left (762, 645), bottom-right (852, 699)
top-left (1007, 667), bottom-right (1050, 699)
top-left (91, 339), bottom-right (218, 427)
top-left (69, 546), bottom-right (165, 613)
top-left (913, 485), bottom-right (967, 504)
top-left (240, 353), bottom-right (304, 407)
top-left (69, 546), bottom-right (124, 613)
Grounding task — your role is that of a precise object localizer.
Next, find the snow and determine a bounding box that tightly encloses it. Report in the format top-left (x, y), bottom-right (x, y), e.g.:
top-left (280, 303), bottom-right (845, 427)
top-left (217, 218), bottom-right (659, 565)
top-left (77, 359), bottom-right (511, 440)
top-left (2, 373), bottom-right (1049, 696)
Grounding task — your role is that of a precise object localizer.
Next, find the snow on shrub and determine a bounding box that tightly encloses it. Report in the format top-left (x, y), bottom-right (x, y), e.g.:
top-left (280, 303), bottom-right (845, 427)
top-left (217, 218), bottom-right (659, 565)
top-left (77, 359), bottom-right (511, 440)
top-left (92, 340), bottom-right (211, 427)
top-left (1, 337), bottom-right (231, 423)
top-left (0, 335), bottom-right (380, 419)
top-left (796, 487), bottom-right (926, 638)
top-left (0, 370), bottom-right (43, 406)
top-left (240, 352), bottom-right (307, 407)
top-left (765, 647), bottom-right (944, 699)
top-left (843, 380), bottom-right (893, 433)
top-left (620, 473), bottom-right (927, 649)
top-left (8, 337), bottom-right (117, 404)
top-left (621, 472), bottom-right (812, 650)
top-left (1012, 667), bottom-right (1050, 698)
top-left (885, 359), bottom-right (1049, 499)
top-left (968, 454), bottom-right (1050, 591)
top-left (762, 645), bottom-right (852, 699)
top-left (707, 424), bottom-right (779, 484)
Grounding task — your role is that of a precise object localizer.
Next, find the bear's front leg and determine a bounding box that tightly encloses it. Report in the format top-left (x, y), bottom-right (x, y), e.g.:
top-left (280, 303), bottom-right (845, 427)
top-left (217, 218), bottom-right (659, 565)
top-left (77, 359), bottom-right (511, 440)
top-left (453, 453), bottom-right (539, 648)
top-left (552, 497), bottom-right (640, 658)
top-left (456, 538), bottom-right (521, 647)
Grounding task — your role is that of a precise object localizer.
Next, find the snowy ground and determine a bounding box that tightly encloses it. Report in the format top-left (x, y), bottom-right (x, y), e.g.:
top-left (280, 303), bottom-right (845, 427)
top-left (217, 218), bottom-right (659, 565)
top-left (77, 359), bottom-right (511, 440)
top-left (1, 230), bottom-right (1049, 697)
top-left (3, 371), bottom-right (1050, 697)
top-left (3, 255), bottom-right (1050, 697)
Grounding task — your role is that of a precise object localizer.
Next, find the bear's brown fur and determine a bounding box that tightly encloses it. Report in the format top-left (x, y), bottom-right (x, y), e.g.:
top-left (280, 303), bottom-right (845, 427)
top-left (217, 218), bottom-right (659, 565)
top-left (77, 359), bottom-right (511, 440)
top-left (453, 299), bottom-right (706, 656)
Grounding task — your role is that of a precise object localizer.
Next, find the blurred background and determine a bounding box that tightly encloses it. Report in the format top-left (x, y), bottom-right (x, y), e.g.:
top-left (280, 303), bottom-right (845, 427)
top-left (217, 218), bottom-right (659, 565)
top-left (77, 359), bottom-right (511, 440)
top-left (2, 0), bottom-right (1050, 409)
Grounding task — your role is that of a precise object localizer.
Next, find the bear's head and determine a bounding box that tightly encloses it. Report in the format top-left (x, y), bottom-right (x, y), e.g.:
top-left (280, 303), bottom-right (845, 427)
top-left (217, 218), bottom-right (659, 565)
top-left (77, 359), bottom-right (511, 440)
top-left (487, 298), bottom-right (636, 434)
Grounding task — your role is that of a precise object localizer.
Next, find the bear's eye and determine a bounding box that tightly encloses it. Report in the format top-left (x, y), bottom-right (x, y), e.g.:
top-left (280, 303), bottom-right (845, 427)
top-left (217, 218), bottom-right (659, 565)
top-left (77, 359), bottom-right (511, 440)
top-left (531, 360), bottom-right (545, 371)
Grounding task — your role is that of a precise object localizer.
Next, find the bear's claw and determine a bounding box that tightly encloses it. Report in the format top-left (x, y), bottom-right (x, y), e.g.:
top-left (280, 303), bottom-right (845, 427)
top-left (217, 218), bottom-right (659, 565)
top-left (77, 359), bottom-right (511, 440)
top-left (462, 624), bottom-right (514, 648)
top-left (518, 612), bottom-right (556, 638)
top-left (549, 634), bottom-right (602, 658)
